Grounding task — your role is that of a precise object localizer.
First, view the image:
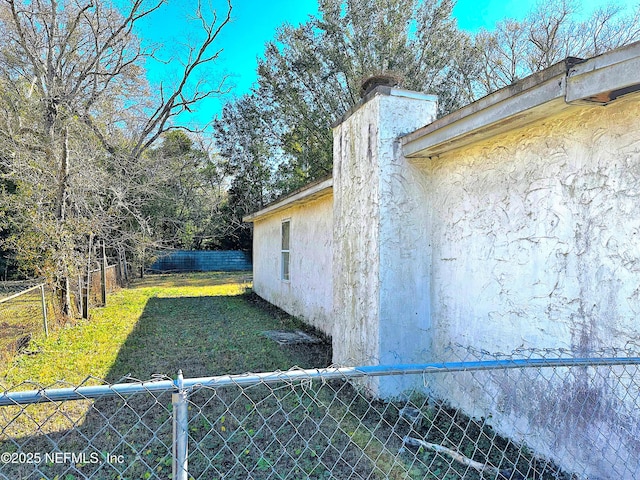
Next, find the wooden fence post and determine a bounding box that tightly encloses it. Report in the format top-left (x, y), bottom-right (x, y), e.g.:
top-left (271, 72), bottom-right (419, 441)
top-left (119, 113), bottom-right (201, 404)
top-left (82, 235), bottom-right (93, 319)
top-left (77, 275), bottom-right (83, 318)
top-left (100, 240), bottom-right (107, 306)
top-left (119, 248), bottom-right (129, 283)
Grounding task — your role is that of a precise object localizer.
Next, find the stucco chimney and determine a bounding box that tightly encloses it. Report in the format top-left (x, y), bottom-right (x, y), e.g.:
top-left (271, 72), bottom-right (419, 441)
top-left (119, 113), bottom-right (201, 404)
top-left (332, 86), bottom-right (437, 396)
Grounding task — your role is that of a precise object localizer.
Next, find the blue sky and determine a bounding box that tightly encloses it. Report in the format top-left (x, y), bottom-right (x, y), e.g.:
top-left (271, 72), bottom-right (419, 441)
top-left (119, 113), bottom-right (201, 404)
top-left (135, 0), bottom-right (639, 130)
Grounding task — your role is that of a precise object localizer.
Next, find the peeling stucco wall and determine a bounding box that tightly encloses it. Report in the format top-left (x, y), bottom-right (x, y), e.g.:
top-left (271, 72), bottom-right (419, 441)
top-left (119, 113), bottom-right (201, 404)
top-left (332, 89), bottom-right (437, 390)
top-left (251, 193), bottom-right (333, 336)
top-left (419, 94), bottom-right (640, 479)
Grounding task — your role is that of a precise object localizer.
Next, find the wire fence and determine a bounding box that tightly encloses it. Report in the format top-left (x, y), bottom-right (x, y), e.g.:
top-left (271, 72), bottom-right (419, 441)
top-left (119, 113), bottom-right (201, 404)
top-left (69, 263), bottom-right (122, 315)
top-left (0, 265), bottom-right (123, 367)
top-left (0, 348), bottom-right (639, 479)
top-left (0, 281), bottom-right (51, 363)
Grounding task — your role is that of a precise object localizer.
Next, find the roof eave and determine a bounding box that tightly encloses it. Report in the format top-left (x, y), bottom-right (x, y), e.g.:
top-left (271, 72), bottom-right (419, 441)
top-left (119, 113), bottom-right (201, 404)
top-left (243, 178), bottom-right (333, 223)
top-left (402, 41), bottom-right (640, 160)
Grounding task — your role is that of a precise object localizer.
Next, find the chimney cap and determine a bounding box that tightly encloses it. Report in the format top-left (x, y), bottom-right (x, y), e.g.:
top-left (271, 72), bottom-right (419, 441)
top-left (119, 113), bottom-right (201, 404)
top-left (359, 72), bottom-right (403, 98)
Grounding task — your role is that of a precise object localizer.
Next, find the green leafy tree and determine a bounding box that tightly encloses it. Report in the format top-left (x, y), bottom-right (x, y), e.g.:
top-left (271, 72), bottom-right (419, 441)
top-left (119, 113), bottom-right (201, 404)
top-left (145, 130), bottom-right (226, 250)
top-left (213, 95), bottom-right (275, 250)
top-left (215, 0), bottom-right (468, 226)
top-left (257, 0), bottom-right (468, 180)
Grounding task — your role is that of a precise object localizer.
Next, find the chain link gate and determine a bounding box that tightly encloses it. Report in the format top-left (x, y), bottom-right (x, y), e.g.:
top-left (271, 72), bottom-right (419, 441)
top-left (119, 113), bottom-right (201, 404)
top-left (1, 350), bottom-right (639, 479)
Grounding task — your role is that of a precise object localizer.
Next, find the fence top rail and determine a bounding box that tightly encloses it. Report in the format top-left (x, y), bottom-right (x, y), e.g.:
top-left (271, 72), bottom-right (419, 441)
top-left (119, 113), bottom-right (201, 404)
top-left (88, 264), bottom-right (118, 275)
top-left (0, 278), bottom-right (45, 288)
top-left (1, 356), bottom-right (639, 407)
top-left (0, 283), bottom-right (45, 304)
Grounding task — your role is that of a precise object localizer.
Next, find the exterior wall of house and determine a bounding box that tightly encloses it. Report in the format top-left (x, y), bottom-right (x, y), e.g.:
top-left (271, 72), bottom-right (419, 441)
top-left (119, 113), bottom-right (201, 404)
top-left (332, 89), bottom-right (437, 390)
top-left (251, 192), bottom-right (333, 336)
top-left (419, 94), bottom-right (640, 479)
top-left (424, 95), bottom-right (640, 360)
top-left (247, 44), bottom-right (640, 478)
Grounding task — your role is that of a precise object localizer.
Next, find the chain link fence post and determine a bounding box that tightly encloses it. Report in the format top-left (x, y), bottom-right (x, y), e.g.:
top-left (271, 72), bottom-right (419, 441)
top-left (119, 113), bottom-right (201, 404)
top-left (1, 354), bottom-right (640, 479)
top-left (172, 370), bottom-right (189, 480)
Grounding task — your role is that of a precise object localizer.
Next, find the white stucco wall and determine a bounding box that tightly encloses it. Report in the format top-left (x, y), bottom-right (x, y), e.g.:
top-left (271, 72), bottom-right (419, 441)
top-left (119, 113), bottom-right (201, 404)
top-left (419, 93), bottom-right (640, 479)
top-left (332, 88), bottom-right (437, 385)
top-left (251, 192), bottom-right (333, 336)
top-left (332, 98), bottom-right (381, 366)
top-left (248, 56), bottom-right (640, 477)
top-left (425, 94), bottom-right (640, 358)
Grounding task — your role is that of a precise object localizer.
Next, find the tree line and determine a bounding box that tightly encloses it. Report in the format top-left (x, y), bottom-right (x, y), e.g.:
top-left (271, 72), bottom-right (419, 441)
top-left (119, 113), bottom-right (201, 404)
top-left (1, 0), bottom-right (639, 317)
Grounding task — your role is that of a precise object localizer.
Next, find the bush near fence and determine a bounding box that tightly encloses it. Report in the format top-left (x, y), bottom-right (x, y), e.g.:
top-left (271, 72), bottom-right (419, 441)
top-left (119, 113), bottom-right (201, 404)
top-left (1, 348), bottom-right (638, 480)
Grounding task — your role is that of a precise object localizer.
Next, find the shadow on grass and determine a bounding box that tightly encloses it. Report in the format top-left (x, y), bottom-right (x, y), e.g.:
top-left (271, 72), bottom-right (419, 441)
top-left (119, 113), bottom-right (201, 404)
top-left (0, 284), bottom-right (335, 480)
top-left (0, 288), bottom-right (571, 480)
top-left (105, 291), bottom-right (332, 383)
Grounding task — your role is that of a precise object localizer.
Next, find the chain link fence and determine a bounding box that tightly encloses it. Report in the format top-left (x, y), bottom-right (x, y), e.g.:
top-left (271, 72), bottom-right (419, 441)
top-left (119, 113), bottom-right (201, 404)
top-left (1, 348), bottom-right (639, 479)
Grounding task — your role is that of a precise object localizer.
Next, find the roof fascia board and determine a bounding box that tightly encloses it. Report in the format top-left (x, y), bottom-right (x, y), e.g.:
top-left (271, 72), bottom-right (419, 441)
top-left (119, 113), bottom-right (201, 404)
top-left (243, 178), bottom-right (333, 223)
top-left (566, 41), bottom-right (640, 103)
top-left (401, 62), bottom-right (569, 159)
top-left (402, 41), bottom-right (640, 159)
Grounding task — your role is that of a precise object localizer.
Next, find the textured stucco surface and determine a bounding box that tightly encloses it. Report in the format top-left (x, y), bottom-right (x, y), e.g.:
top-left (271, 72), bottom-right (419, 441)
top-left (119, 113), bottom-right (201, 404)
top-left (332, 90), bottom-right (437, 383)
top-left (251, 193), bottom-right (333, 336)
top-left (332, 98), bottom-right (381, 366)
top-left (424, 95), bottom-right (640, 357)
top-left (419, 94), bottom-right (640, 479)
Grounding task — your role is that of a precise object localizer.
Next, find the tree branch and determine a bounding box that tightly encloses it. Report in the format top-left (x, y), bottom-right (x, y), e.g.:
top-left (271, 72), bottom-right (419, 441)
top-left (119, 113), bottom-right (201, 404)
top-left (131, 0), bottom-right (232, 159)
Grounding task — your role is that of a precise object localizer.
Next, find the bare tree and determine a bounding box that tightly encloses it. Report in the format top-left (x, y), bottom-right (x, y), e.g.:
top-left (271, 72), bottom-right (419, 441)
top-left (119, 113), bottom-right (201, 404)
top-left (0, 0), bottom-right (232, 315)
top-left (526, 0), bottom-right (574, 71)
top-left (472, 0), bottom-right (640, 97)
top-left (474, 19), bottom-right (528, 92)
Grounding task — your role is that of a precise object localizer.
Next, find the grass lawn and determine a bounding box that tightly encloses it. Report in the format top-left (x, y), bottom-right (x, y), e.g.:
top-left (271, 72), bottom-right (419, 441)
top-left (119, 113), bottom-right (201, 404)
top-left (1, 271), bottom-right (331, 387)
top-left (0, 273), bottom-right (568, 480)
